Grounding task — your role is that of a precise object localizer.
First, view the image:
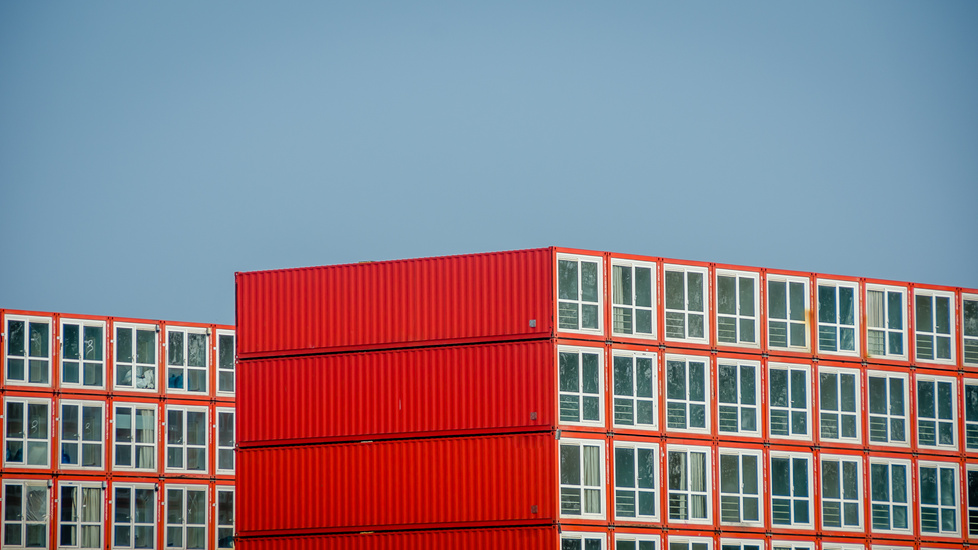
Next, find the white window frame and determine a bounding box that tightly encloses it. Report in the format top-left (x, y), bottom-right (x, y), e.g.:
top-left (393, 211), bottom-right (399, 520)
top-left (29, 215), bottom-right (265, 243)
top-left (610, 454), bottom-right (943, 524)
top-left (557, 346), bottom-right (604, 427)
top-left (771, 544), bottom-right (815, 550)
top-left (3, 314), bottom-right (53, 387)
top-left (914, 289), bottom-right (955, 364)
top-left (164, 484), bottom-right (209, 550)
top-left (3, 396), bottom-right (51, 468)
top-left (611, 259), bottom-right (657, 339)
top-left (165, 406), bottom-right (209, 474)
top-left (915, 374), bottom-right (957, 450)
top-left (718, 540), bottom-right (764, 550)
top-left (819, 454), bottom-right (863, 532)
top-left (613, 441), bottom-right (659, 522)
top-left (59, 318), bottom-right (106, 389)
top-left (917, 460), bottom-right (960, 537)
top-left (816, 279), bottom-right (860, 357)
top-left (868, 457), bottom-right (912, 535)
top-left (664, 536), bottom-right (712, 550)
top-left (215, 408), bottom-right (235, 474)
top-left (818, 366), bottom-right (861, 444)
top-left (865, 284), bottom-right (907, 360)
top-left (769, 451), bottom-right (814, 529)
top-left (716, 359), bottom-right (760, 436)
top-left (59, 399), bottom-right (105, 470)
top-left (664, 354), bottom-right (710, 433)
top-left (967, 465), bottom-right (978, 538)
top-left (866, 371), bottom-right (910, 447)
top-left (767, 362), bottom-right (811, 441)
top-left (966, 381), bottom-right (978, 451)
top-left (612, 351), bottom-right (657, 430)
top-left (561, 532), bottom-right (607, 550)
top-left (557, 253), bottom-right (604, 335)
top-left (663, 264), bottom-right (709, 344)
top-left (963, 293), bottom-right (978, 367)
top-left (766, 274), bottom-right (810, 351)
top-left (112, 402), bottom-right (157, 472)
top-left (2, 479), bottom-right (50, 549)
top-left (717, 448), bottom-right (763, 527)
top-left (165, 327), bottom-right (209, 394)
top-left (215, 487), bottom-right (234, 549)
top-left (57, 481), bottom-right (103, 549)
top-left (111, 483), bottom-right (156, 550)
top-left (613, 533), bottom-right (659, 550)
top-left (715, 269), bottom-right (760, 348)
top-left (215, 330), bottom-right (235, 395)
top-left (665, 444), bottom-right (712, 525)
top-left (821, 544), bottom-right (865, 550)
top-left (113, 322), bottom-right (159, 392)
top-left (559, 438), bottom-right (606, 520)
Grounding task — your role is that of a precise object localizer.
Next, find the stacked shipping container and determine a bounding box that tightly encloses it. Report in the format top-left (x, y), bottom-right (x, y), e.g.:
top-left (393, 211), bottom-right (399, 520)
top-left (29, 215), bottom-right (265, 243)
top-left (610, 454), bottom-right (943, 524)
top-left (236, 247), bottom-right (978, 550)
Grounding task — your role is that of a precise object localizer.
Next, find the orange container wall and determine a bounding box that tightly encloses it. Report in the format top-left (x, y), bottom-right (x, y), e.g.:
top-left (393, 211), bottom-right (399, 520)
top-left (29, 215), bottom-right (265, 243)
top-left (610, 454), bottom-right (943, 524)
top-left (237, 433), bottom-right (556, 535)
top-left (235, 248), bottom-right (554, 358)
top-left (236, 526), bottom-right (557, 550)
top-left (237, 340), bottom-right (555, 446)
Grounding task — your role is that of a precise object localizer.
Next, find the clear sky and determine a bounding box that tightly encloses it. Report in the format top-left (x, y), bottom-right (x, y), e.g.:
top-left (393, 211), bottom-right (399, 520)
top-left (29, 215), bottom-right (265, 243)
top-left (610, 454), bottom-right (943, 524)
top-left (1, 2), bottom-right (976, 325)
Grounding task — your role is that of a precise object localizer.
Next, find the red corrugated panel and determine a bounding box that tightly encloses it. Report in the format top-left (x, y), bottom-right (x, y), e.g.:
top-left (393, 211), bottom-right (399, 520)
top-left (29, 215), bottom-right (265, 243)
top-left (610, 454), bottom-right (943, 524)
top-left (237, 526), bottom-right (557, 550)
top-left (237, 341), bottom-right (555, 446)
top-left (237, 433), bottom-right (556, 534)
top-left (235, 248), bottom-right (553, 358)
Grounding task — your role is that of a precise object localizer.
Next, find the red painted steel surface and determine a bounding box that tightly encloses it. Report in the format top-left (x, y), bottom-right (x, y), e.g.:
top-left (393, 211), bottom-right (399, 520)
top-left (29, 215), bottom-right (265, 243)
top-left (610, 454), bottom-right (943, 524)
top-left (235, 248), bottom-right (554, 358)
top-left (237, 340), bottom-right (555, 446)
top-left (237, 433), bottom-right (556, 534)
top-left (237, 526), bottom-right (557, 550)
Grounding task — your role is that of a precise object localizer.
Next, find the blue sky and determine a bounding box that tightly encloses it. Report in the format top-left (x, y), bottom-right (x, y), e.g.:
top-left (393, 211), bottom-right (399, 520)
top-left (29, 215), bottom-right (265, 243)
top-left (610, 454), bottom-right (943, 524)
top-left (1, 2), bottom-right (976, 325)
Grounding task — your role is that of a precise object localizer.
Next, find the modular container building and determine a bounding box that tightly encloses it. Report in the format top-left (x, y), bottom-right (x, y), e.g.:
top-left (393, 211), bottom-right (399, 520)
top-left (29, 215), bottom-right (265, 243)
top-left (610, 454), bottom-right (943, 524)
top-left (236, 247), bottom-right (978, 550)
top-left (0, 309), bottom-right (237, 550)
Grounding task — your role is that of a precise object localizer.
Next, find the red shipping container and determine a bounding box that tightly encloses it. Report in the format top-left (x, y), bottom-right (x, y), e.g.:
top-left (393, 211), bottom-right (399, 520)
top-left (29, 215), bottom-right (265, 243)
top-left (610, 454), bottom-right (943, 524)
top-left (235, 248), bottom-right (553, 358)
top-left (237, 433), bottom-right (556, 535)
top-left (237, 340), bottom-right (555, 446)
top-left (236, 526), bottom-right (557, 550)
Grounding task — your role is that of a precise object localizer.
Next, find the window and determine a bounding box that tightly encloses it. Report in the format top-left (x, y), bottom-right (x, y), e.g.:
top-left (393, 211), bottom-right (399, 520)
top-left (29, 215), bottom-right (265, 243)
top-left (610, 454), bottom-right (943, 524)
top-left (558, 347), bottom-right (603, 426)
top-left (915, 290), bottom-right (953, 362)
top-left (612, 352), bottom-right (657, 428)
top-left (771, 545), bottom-right (813, 550)
top-left (870, 459), bottom-right (910, 533)
top-left (817, 281), bottom-right (858, 354)
top-left (216, 488), bottom-right (234, 549)
top-left (719, 542), bottom-right (762, 550)
top-left (819, 367), bottom-right (859, 442)
top-left (716, 271), bottom-right (758, 346)
top-left (770, 452), bottom-right (812, 528)
top-left (166, 407), bottom-right (208, 473)
top-left (916, 376), bottom-right (956, 449)
top-left (113, 484), bottom-right (155, 549)
top-left (665, 356), bottom-right (708, 432)
top-left (615, 534), bottom-right (658, 550)
top-left (664, 266), bottom-right (708, 342)
top-left (717, 361), bottom-right (758, 435)
top-left (60, 401), bottom-right (104, 469)
top-left (166, 328), bottom-right (208, 393)
top-left (964, 295), bottom-right (978, 365)
top-left (667, 537), bottom-right (711, 550)
top-left (557, 255), bottom-right (602, 333)
top-left (2, 481), bottom-right (49, 548)
top-left (4, 398), bottom-right (49, 468)
top-left (767, 275), bottom-right (808, 350)
top-left (5, 316), bottom-right (51, 385)
top-left (614, 443), bottom-right (658, 520)
top-left (559, 440), bottom-right (604, 518)
top-left (58, 483), bottom-right (102, 548)
top-left (667, 446), bottom-right (711, 523)
top-left (166, 486), bottom-right (208, 549)
top-left (114, 403), bottom-right (156, 470)
top-left (562, 533), bottom-right (605, 550)
top-left (867, 372), bottom-right (908, 445)
top-left (919, 462), bottom-right (959, 535)
top-left (114, 324), bottom-right (158, 390)
top-left (718, 450), bottom-right (762, 525)
top-left (217, 331), bottom-right (235, 394)
top-left (967, 382), bottom-right (978, 450)
top-left (612, 260), bottom-right (655, 338)
top-left (216, 409), bottom-right (235, 473)
top-left (866, 286), bottom-right (905, 358)
top-left (768, 363), bottom-right (809, 439)
top-left (820, 456), bottom-right (862, 530)
top-left (967, 468), bottom-right (978, 536)
top-left (60, 320), bottom-right (105, 388)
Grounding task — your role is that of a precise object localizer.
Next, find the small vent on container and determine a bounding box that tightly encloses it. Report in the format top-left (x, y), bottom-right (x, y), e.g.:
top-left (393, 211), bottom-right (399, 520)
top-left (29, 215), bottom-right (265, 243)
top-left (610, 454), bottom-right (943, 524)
top-left (531, 505), bottom-right (538, 514)
top-left (530, 411), bottom-right (537, 420)
top-left (529, 319), bottom-right (536, 327)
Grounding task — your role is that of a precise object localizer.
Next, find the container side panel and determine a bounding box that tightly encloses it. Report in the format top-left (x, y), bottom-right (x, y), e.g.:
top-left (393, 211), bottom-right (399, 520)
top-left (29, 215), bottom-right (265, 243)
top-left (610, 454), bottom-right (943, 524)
top-left (235, 249), bottom-right (553, 356)
top-left (236, 526), bottom-right (557, 550)
top-left (237, 341), bottom-right (554, 445)
top-left (237, 434), bottom-right (556, 533)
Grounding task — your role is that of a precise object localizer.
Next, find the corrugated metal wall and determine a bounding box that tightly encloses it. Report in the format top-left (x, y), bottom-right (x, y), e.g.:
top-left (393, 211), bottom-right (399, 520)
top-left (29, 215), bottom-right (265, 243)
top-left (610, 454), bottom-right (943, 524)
top-left (237, 526), bottom-right (557, 549)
